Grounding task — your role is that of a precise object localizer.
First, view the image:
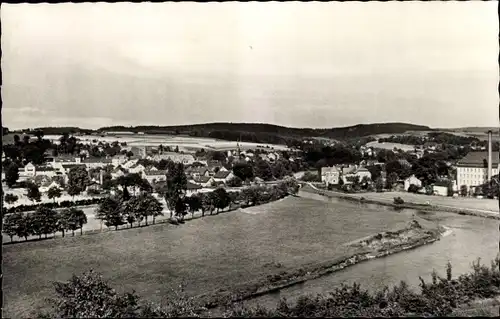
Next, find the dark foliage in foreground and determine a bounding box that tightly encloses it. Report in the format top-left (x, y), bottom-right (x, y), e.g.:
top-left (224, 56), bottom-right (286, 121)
top-left (37, 257), bottom-right (500, 318)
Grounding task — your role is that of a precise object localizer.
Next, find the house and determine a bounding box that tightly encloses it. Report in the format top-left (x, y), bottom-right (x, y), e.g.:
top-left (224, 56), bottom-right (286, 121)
top-left (213, 171), bottom-right (235, 183)
top-left (111, 166), bottom-right (127, 179)
top-left (122, 159), bottom-right (139, 169)
top-left (86, 181), bottom-right (102, 192)
top-left (404, 175), bottom-right (422, 191)
top-left (456, 151), bottom-right (499, 191)
top-left (151, 153), bottom-right (195, 165)
top-left (82, 157), bottom-right (113, 169)
top-left (22, 162), bottom-right (36, 177)
top-left (341, 165), bottom-right (357, 176)
top-left (354, 167), bottom-right (372, 181)
top-left (191, 176), bottom-right (215, 188)
top-left (433, 181), bottom-right (450, 196)
top-left (320, 166), bottom-right (340, 185)
top-left (129, 164), bottom-right (146, 174)
top-left (112, 155), bottom-right (128, 167)
top-left (39, 180), bottom-right (61, 193)
top-left (142, 169), bottom-right (167, 184)
top-left (35, 166), bottom-right (57, 177)
top-left (186, 181), bottom-right (202, 195)
top-left (188, 167), bottom-right (210, 179)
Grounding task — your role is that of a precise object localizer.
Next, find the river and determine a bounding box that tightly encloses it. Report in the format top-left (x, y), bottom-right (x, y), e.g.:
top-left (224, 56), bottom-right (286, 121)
top-left (243, 190), bottom-right (499, 309)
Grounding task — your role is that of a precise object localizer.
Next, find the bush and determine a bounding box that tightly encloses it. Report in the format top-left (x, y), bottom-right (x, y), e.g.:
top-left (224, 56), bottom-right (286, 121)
top-left (407, 184), bottom-right (420, 193)
top-left (393, 197), bottom-right (404, 205)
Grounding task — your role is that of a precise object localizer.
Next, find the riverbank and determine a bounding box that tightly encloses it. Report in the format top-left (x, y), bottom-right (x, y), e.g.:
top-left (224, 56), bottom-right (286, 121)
top-left (301, 184), bottom-right (500, 220)
top-left (195, 220), bottom-right (444, 313)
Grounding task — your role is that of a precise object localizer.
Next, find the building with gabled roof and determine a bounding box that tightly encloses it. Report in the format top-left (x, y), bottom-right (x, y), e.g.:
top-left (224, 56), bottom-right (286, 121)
top-left (142, 169), bottom-right (167, 183)
top-left (213, 171), bottom-right (234, 183)
top-left (320, 166), bottom-right (340, 185)
top-left (456, 151), bottom-right (499, 189)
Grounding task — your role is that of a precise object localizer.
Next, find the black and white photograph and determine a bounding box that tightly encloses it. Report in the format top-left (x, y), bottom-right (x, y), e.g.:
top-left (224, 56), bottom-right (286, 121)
top-left (1, 1), bottom-right (499, 317)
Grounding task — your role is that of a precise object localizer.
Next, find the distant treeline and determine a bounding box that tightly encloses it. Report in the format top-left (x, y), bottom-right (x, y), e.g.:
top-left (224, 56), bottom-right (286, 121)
top-left (379, 132), bottom-right (481, 146)
top-left (97, 122), bottom-right (432, 140)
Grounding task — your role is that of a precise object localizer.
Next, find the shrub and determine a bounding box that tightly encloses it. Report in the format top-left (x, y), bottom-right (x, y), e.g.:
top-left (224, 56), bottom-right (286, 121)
top-left (393, 197), bottom-right (404, 205)
top-left (407, 184), bottom-right (420, 193)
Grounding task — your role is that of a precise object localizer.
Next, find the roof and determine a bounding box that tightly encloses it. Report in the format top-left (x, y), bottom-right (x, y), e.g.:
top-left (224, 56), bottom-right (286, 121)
top-left (54, 156), bottom-right (79, 163)
top-left (354, 167), bottom-right (370, 173)
top-left (187, 181), bottom-right (202, 190)
top-left (83, 157), bottom-right (112, 163)
top-left (144, 170), bottom-right (167, 176)
top-left (457, 152), bottom-right (499, 167)
top-left (342, 166), bottom-right (357, 175)
top-left (214, 171), bottom-right (231, 179)
top-left (433, 181), bottom-right (450, 187)
top-left (35, 166), bottom-right (55, 171)
top-left (191, 167), bottom-right (208, 175)
top-left (321, 166), bottom-right (340, 173)
top-left (62, 164), bottom-right (86, 170)
top-left (193, 176), bottom-right (212, 183)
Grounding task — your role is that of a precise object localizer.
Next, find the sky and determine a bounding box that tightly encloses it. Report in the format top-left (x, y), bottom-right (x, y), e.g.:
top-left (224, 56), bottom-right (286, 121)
top-left (1, 2), bottom-right (498, 130)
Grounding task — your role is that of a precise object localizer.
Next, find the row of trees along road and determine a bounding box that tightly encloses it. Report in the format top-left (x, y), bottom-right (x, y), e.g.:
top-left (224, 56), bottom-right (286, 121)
top-left (95, 164), bottom-right (299, 231)
top-left (3, 207), bottom-right (87, 242)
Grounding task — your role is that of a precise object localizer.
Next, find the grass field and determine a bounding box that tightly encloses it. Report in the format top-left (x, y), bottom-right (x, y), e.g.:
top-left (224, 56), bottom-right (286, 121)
top-left (365, 141), bottom-right (415, 152)
top-left (44, 134), bottom-right (292, 152)
top-left (4, 196), bottom-right (417, 318)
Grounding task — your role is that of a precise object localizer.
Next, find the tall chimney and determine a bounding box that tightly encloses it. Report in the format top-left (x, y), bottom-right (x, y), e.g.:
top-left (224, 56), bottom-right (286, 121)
top-left (487, 130), bottom-right (492, 182)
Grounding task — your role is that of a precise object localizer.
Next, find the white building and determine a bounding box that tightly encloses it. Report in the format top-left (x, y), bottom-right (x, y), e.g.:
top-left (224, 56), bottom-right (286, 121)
top-left (151, 153), bottom-right (195, 165)
top-left (142, 169), bottom-right (167, 184)
top-left (456, 152), bottom-right (499, 190)
top-left (321, 166), bottom-right (340, 185)
top-left (404, 175), bottom-right (422, 191)
top-left (82, 157), bottom-right (113, 169)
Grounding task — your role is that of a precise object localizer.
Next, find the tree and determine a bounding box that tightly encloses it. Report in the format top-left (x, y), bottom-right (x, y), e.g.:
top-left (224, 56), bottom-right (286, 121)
top-left (122, 198), bottom-right (140, 228)
top-left (34, 206), bottom-right (59, 239)
top-left (47, 186), bottom-right (62, 203)
top-left (226, 176), bottom-right (243, 187)
top-left (255, 159), bottom-right (274, 181)
top-left (3, 212), bottom-right (23, 242)
top-left (203, 192), bottom-right (216, 215)
top-left (17, 213), bottom-right (33, 241)
top-left (408, 184), bottom-right (420, 193)
top-left (139, 193), bottom-right (164, 225)
top-left (96, 197), bottom-right (124, 231)
top-left (232, 162), bottom-right (254, 181)
top-left (199, 193), bottom-right (208, 217)
top-left (213, 187), bottom-right (231, 213)
top-left (52, 270), bottom-right (141, 318)
top-left (5, 162), bottom-right (19, 188)
top-left (57, 210), bottom-right (70, 238)
top-left (174, 196), bottom-right (188, 220)
top-left (186, 193), bottom-right (202, 218)
top-left (26, 182), bottom-right (42, 203)
top-left (241, 186), bottom-right (261, 206)
top-left (66, 207), bottom-right (87, 236)
top-left (165, 163), bottom-right (188, 218)
top-left (67, 166), bottom-right (90, 199)
top-left (385, 172), bottom-right (398, 190)
top-left (4, 193), bottom-right (19, 205)
top-left (460, 185), bottom-right (468, 197)
top-left (375, 177), bottom-right (384, 192)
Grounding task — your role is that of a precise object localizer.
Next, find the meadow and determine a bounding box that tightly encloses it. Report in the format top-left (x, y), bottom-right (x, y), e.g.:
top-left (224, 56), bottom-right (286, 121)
top-left (4, 195), bottom-right (417, 318)
top-left (43, 134), bottom-right (292, 152)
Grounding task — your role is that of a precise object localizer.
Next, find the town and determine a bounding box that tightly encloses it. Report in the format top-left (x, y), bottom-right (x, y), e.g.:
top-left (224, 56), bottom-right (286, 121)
top-left (2, 127), bottom-right (498, 236)
top-left (3, 1), bottom-right (498, 318)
